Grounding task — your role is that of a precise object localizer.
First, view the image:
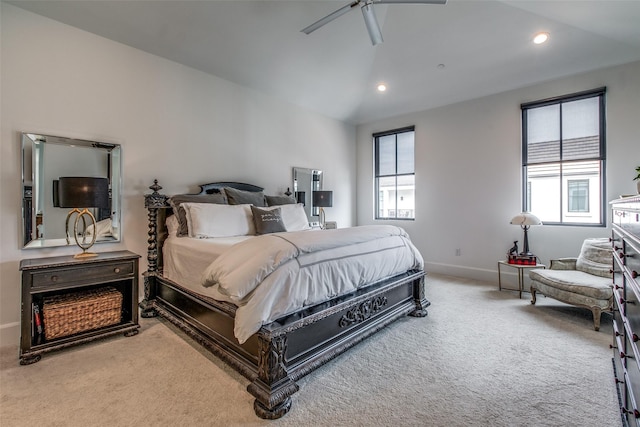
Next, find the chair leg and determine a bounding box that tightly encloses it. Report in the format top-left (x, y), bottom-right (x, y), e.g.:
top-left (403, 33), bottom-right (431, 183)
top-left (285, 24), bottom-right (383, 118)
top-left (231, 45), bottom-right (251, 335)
top-left (530, 287), bottom-right (537, 305)
top-left (591, 307), bottom-right (602, 331)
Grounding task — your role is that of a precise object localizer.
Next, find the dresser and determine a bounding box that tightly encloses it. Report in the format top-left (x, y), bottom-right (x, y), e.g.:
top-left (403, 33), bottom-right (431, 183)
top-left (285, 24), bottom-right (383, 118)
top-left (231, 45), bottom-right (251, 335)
top-left (19, 250), bottom-right (140, 365)
top-left (611, 195), bottom-right (640, 426)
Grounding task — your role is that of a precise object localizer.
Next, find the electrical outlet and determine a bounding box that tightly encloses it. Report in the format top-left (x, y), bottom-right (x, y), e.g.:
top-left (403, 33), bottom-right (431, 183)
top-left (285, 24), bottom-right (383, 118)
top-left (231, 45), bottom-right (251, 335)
top-left (455, 248), bottom-right (461, 256)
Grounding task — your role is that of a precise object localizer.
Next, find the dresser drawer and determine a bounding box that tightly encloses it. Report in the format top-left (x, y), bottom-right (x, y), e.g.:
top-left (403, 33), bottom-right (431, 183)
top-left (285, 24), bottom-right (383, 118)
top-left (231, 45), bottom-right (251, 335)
top-left (624, 239), bottom-right (640, 280)
top-left (614, 208), bottom-right (640, 238)
top-left (624, 368), bottom-right (640, 426)
top-left (30, 261), bottom-right (135, 289)
top-left (624, 282), bottom-right (640, 334)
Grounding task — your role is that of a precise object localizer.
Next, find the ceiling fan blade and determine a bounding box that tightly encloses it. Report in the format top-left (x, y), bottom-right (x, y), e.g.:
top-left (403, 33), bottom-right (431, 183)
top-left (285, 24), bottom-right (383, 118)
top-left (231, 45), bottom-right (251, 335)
top-left (301, 1), bottom-right (361, 34)
top-left (361, 3), bottom-right (383, 46)
top-left (374, 0), bottom-right (447, 4)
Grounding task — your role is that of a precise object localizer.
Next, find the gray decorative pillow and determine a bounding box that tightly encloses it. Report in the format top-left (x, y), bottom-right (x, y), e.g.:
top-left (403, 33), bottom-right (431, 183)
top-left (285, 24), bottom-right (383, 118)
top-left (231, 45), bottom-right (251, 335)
top-left (224, 187), bottom-right (266, 207)
top-left (576, 238), bottom-right (613, 278)
top-left (169, 193), bottom-right (227, 237)
top-left (265, 195), bottom-right (297, 206)
top-left (251, 206), bottom-right (286, 235)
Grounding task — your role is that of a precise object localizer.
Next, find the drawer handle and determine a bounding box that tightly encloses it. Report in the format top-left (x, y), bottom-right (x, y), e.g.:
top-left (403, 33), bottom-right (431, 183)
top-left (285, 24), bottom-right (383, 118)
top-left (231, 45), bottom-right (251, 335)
top-left (621, 351), bottom-right (634, 359)
top-left (114, 267), bottom-right (121, 273)
top-left (634, 333), bottom-right (639, 342)
top-left (633, 270), bottom-right (638, 279)
top-left (622, 407), bottom-right (640, 418)
top-left (51, 275), bottom-right (58, 282)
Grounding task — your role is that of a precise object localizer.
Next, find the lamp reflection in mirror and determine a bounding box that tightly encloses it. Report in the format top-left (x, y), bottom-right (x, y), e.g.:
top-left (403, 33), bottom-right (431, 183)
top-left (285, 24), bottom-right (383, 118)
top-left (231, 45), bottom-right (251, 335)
top-left (510, 212), bottom-right (542, 256)
top-left (58, 177), bottom-right (109, 258)
top-left (312, 191), bottom-right (333, 229)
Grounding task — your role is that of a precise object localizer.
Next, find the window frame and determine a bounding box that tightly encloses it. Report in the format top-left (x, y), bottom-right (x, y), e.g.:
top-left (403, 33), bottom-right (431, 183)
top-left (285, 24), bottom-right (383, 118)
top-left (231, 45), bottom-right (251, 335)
top-left (374, 126), bottom-right (415, 221)
top-left (520, 87), bottom-right (606, 227)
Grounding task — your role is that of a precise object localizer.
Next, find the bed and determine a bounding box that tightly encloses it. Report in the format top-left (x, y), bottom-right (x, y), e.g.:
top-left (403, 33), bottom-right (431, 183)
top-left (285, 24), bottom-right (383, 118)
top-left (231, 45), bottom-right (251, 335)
top-left (140, 180), bottom-right (429, 419)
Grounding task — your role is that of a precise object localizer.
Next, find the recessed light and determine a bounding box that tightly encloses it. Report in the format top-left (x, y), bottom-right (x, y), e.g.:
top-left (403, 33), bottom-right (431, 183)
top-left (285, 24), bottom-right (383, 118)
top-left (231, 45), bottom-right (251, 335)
top-left (377, 83), bottom-right (387, 92)
top-left (533, 32), bottom-right (549, 44)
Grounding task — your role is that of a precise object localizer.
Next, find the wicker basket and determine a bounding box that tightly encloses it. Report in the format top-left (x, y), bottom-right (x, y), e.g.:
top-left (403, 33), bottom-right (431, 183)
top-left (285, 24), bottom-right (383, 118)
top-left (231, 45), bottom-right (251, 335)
top-left (42, 287), bottom-right (123, 340)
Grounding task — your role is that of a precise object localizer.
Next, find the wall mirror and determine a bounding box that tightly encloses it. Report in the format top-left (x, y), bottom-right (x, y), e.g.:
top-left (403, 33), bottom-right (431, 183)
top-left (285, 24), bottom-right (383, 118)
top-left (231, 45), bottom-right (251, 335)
top-left (293, 167), bottom-right (322, 224)
top-left (21, 133), bottom-right (122, 249)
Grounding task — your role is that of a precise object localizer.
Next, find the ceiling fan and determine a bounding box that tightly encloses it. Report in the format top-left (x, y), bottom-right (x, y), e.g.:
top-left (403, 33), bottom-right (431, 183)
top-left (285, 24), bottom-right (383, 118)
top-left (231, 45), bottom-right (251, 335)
top-left (301, 0), bottom-right (447, 46)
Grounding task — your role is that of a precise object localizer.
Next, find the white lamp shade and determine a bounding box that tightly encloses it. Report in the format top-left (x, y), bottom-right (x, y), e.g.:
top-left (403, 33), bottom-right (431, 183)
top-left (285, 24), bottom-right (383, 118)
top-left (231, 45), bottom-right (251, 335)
top-left (510, 212), bottom-right (542, 226)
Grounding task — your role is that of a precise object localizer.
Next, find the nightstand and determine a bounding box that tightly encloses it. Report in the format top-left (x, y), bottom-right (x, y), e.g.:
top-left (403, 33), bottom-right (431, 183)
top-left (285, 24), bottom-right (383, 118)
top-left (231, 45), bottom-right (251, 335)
top-left (19, 250), bottom-right (140, 365)
top-left (497, 260), bottom-right (546, 299)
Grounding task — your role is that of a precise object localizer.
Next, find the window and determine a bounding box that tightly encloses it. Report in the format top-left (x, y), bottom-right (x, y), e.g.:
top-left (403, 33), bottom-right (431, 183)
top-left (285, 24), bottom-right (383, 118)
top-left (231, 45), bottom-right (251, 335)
top-left (568, 180), bottom-right (589, 213)
top-left (521, 88), bottom-right (606, 226)
top-left (374, 127), bottom-right (415, 220)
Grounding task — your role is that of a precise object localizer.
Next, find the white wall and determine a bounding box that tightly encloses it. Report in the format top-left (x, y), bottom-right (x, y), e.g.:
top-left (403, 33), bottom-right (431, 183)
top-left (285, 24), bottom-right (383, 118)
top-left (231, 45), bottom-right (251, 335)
top-left (357, 60), bottom-right (640, 284)
top-left (0, 4), bottom-right (356, 347)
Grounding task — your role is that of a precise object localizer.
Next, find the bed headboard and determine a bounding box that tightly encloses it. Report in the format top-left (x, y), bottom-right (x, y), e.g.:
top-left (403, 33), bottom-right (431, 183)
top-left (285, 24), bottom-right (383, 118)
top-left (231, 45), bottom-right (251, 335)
top-left (143, 179), bottom-right (264, 275)
top-left (197, 182), bottom-right (263, 195)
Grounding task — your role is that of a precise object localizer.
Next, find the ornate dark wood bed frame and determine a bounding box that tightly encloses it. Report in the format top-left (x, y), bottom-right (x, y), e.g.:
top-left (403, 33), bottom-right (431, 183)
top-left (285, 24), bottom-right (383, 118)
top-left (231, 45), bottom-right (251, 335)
top-left (140, 180), bottom-right (429, 419)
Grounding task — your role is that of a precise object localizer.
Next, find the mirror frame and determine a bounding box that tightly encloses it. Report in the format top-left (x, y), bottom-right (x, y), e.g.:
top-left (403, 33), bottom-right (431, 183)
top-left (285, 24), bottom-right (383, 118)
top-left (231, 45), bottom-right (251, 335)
top-left (293, 167), bottom-right (323, 224)
top-left (21, 133), bottom-right (122, 249)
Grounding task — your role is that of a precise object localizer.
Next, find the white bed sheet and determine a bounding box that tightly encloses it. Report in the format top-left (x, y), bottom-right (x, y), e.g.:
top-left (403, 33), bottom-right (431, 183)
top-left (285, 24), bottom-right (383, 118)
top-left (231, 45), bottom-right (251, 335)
top-left (163, 235), bottom-right (253, 289)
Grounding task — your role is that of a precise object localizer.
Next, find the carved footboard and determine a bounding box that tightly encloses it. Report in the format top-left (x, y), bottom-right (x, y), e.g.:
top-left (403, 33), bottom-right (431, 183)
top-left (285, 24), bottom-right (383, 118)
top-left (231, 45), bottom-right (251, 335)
top-left (140, 180), bottom-right (429, 419)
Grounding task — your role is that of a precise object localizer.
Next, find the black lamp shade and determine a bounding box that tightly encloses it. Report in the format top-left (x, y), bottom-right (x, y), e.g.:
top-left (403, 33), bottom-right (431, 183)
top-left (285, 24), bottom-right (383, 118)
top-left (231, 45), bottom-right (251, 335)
top-left (58, 177), bottom-right (109, 209)
top-left (52, 180), bottom-right (60, 207)
top-left (313, 191), bottom-right (333, 208)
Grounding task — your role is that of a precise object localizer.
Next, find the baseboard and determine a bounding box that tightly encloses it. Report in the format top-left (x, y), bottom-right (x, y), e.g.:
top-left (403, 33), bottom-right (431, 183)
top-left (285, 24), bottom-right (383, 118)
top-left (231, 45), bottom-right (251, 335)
top-left (0, 322), bottom-right (20, 349)
top-left (425, 261), bottom-right (526, 292)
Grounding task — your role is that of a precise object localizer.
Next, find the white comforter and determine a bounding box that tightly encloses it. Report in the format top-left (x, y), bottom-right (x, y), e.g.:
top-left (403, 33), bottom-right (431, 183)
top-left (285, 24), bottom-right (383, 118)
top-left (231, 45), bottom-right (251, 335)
top-left (201, 225), bottom-right (424, 343)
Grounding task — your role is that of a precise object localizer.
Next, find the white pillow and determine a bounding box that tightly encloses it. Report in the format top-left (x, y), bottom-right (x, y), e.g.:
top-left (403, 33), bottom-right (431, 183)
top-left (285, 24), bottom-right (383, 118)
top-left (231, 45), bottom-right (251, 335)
top-left (166, 214), bottom-right (179, 237)
top-left (182, 202), bottom-right (255, 238)
top-left (85, 218), bottom-right (112, 237)
top-left (263, 204), bottom-right (311, 232)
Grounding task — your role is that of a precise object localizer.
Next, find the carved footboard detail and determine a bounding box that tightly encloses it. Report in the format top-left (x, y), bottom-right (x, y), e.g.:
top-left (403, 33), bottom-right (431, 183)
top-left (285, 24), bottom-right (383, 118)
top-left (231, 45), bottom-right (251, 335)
top-left (139, 273), bottom-right (157, 318)
top-left (248, 335), bottom-right (299, 419)
top-left (410, 274), bottom-right (430, 317)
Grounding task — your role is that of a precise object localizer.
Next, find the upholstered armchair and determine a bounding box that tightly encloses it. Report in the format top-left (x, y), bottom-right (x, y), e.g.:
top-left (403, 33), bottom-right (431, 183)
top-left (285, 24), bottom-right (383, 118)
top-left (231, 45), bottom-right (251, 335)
top-left (529, 238), bottom-right (613, 331)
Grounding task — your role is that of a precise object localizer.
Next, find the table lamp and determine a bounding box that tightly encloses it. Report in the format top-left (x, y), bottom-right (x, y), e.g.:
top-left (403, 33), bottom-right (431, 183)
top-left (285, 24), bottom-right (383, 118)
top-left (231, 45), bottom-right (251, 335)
top-left (312, 191), bottom-right (333, 229)
top-left (510, 212), bottom-right (542, 256)
top-left (58, 177), bottom-right (109, 258)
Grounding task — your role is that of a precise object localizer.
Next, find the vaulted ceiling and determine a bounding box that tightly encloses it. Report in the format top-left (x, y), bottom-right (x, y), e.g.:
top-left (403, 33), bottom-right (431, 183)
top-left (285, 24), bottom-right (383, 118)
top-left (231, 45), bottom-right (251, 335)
top-left (8, 0), bottom-right (640, 125)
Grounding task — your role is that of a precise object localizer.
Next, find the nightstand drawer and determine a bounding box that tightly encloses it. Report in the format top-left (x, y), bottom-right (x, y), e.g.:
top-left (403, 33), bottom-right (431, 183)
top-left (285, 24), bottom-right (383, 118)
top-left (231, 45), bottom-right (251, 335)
top-left (31, 261), bottom-right (135, 288)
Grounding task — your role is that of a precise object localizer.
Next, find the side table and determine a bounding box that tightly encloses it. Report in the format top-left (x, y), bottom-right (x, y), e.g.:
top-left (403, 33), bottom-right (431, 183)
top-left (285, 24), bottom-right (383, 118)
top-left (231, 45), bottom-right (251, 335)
top-left (497, 260), bottom-right (546, 299)
top-left (19, 250), bottom-right (140, 364)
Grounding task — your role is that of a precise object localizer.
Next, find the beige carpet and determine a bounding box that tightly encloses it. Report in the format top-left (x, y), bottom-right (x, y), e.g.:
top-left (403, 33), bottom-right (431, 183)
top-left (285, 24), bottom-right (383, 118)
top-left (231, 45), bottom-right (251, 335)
top-left (0, 274), bottom-right (620, 427)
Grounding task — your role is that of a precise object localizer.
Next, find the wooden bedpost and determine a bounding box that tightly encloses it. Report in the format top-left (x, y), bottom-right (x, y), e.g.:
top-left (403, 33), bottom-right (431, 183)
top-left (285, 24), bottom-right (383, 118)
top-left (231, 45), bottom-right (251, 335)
top-left (140, 179), bottom-right (169, 318)
top-left (247, 333), bottom-right (299, 419)
top-left (409, 273), bottom-right (430, 317)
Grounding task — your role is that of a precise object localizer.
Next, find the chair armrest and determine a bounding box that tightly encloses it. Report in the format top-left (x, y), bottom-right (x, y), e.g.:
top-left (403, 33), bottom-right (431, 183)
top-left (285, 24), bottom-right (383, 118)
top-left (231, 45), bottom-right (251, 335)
top-left (549, 258), bottom-right (578, 270)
